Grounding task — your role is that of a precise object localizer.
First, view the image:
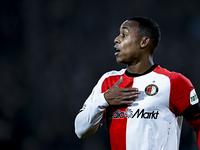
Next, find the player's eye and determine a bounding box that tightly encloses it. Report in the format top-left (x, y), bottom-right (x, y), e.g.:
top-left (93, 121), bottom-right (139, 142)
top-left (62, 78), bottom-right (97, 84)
top-left (122, 34), bottom-right (127, 37)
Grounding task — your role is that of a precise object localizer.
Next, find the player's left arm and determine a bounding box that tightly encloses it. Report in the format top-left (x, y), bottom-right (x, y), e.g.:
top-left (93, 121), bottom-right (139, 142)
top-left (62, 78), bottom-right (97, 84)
top-left (169, 73), bottom-right (200, 148)
top-left (182, 103), bottom-right (200, 148)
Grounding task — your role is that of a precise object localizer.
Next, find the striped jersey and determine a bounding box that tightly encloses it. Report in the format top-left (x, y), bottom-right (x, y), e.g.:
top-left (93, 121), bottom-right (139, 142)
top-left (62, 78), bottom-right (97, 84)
top-left (76, 64), bottom-right (199, 150)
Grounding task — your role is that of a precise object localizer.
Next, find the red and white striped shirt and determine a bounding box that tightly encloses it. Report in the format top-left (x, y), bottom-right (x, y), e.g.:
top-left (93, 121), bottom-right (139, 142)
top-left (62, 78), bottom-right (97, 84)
top-left (75, 65), bottom-right (199, 150)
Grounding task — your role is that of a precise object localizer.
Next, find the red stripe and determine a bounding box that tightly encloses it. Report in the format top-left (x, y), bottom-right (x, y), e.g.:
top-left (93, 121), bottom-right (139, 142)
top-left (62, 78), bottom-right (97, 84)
top-left (102, 74), bottom-right (134, 150)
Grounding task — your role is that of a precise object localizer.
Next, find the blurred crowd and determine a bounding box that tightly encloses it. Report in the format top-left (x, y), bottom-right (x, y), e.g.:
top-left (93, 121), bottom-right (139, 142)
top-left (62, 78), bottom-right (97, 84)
top-left (0, 0), bottom-right (200, 149)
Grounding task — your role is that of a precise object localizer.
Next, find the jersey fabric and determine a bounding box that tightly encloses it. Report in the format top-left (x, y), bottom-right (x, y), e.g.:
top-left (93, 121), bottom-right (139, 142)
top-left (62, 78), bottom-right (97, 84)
top-left (75, 64), bottom-right (199, 150)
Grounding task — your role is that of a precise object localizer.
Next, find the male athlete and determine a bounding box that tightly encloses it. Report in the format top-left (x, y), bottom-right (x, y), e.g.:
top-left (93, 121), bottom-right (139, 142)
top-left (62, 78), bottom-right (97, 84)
top-left (74, 16), bottom-right (200, 150)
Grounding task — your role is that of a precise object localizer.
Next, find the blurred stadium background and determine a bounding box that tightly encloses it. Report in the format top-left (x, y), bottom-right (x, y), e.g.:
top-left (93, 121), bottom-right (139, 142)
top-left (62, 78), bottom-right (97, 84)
top-left (0, 0), bottom-right (200, 149)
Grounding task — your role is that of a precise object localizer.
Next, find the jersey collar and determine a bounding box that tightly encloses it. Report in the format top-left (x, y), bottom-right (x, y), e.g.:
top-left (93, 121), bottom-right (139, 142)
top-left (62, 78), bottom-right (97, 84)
top-left (125, 64), bottom-right (158, 77)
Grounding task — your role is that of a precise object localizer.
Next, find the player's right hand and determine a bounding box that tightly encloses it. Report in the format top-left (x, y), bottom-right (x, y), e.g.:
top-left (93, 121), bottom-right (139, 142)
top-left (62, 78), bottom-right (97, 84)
top-left (104, 76), bottom-right (140, 106)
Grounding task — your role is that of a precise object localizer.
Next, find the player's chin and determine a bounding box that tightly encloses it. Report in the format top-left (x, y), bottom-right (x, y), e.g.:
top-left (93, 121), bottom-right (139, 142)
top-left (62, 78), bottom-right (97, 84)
top-left (116, 58), bottom-right (122, 64)
top-left (116, 57), bottom-right (126, 64)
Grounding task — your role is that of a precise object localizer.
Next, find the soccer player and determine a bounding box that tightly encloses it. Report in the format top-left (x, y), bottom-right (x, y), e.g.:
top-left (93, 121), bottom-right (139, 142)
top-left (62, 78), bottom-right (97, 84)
top-left (74, 16), bottom-right (200, 150)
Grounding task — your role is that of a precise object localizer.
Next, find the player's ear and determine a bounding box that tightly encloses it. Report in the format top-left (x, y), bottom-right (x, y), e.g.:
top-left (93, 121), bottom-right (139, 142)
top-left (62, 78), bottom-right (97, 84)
top-left (140, 37), bottom-right (150, 48)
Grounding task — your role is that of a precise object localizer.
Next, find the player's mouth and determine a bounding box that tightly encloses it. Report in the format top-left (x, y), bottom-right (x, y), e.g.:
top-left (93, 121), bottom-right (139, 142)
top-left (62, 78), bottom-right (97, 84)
top-left (114, 46), bottom-right (120, 56)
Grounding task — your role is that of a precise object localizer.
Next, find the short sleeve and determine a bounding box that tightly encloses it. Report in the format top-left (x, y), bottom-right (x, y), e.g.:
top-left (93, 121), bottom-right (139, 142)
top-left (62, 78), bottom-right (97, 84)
top-left (169, 73), bottom-right (198, 116)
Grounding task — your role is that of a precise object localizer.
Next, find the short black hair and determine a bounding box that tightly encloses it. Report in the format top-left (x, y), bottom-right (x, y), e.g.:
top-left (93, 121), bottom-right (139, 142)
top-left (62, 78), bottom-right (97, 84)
top-left (128, 16), bottom-right (161, 48)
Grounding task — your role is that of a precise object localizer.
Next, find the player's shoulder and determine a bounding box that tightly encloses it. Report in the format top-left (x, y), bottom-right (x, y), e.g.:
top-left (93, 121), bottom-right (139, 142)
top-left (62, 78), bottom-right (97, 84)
top-left (97, 68), bottom-right (126, 84)
top-left (102, 68), bottom-right (126, 78)
top-left (155, 65), bottom-right (191, 84)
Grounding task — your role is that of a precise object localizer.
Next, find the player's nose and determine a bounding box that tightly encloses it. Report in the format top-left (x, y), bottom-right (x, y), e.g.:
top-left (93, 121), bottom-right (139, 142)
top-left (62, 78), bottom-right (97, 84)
top-left (114, 35), bottom-right (120, 44)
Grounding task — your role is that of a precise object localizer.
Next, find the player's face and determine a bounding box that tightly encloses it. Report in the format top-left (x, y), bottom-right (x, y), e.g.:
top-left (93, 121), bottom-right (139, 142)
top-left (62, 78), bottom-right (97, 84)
top-left (114, 20), bottom-right (142, 65)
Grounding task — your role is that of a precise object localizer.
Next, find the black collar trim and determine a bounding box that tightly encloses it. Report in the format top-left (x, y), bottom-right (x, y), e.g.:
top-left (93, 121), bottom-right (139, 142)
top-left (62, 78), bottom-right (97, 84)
top-left (125, 64), bottom-right (158, 77)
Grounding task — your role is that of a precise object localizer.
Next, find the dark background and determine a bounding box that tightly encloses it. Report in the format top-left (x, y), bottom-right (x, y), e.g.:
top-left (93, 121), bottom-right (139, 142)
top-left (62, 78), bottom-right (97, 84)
top-left (1, 0), bottom-right (200, 149)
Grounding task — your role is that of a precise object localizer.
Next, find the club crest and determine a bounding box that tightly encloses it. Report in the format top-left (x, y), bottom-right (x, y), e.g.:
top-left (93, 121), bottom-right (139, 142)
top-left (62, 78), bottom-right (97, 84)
top-left (145, 84), bottom-right (159, 96)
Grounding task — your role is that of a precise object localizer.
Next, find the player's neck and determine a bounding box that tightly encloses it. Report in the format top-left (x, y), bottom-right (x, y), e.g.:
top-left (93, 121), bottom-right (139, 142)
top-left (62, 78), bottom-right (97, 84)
top-left (127, 56), bottom-right (154, 74)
